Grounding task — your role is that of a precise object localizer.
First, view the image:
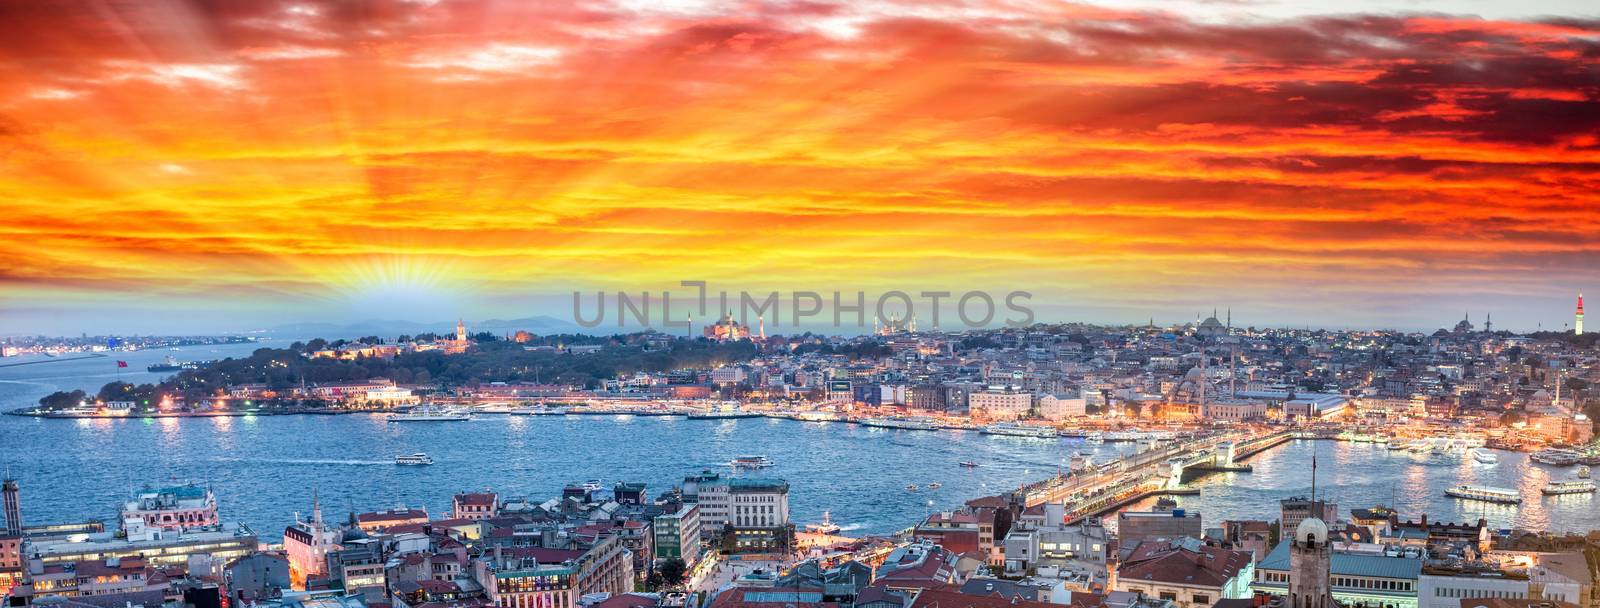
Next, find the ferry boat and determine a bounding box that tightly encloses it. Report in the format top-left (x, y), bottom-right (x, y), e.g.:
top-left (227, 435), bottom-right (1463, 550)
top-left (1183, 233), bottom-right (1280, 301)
top-left (1406, 439), bottom-right (1432, 453)
top-left (1104, 431), bottom-right (1143, 441)
top-left (804, 511), bottom-right (841, 535)
top-left (959, 461), bottom-right (981, 468)
top-left (1532, 449), bottom-right (1582, 466)
top-left (389, 406), bottom-right (472, 422)
top-left (859, 416), bottom-right (939, 431)
top-left (1084, 432), bottom-right (1105, 444)
top-left (981, 422), bottom-right (1058, 439)
top-left (730, 455), bottom-right (774, 469)
top-left (1387, 440), bottom-right (1410, 450)
top-left (512, 405), bottom-right (569, 415)
top-left (687, 402), bottom-right (761, 419)
top-left (476, 403), bottom-right (515, 415)
top-left (1541, 480), bottom-right (1596, 496)
top-left (1471, 449), bottom-right (1498, 465)
top-left (395, 453), bottom-right (434, 465)
top-left (795, 411), bottom-right (843, 422)
top-left (1444, 484), bottom-right (1521, 504)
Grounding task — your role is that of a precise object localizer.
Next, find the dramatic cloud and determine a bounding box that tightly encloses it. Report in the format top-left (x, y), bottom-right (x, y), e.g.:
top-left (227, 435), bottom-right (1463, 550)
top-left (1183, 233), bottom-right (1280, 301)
top-left (0, 0), bottom-right (1596, 332)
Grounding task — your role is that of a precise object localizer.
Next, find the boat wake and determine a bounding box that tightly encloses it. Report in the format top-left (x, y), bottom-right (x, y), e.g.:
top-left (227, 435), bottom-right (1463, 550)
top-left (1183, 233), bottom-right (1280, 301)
top-left (215, 457), bottom-right (393, 466)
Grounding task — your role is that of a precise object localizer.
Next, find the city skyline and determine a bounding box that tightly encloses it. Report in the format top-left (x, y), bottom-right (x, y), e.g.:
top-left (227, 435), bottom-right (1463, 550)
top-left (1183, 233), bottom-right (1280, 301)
top-left (3, 0), bottom-right (1598, 334)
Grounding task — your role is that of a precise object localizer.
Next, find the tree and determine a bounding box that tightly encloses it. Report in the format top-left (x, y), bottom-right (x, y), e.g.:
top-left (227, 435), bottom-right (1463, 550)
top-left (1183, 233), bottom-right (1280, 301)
top-left (38, 390), bottom-right (87, 410)
top-left (657, 558), bottom-right (687, 587)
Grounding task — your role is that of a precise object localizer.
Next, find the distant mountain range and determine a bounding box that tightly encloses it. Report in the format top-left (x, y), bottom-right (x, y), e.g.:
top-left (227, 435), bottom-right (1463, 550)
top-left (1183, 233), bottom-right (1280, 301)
top-left (265, 316), bottom-right (593, 340)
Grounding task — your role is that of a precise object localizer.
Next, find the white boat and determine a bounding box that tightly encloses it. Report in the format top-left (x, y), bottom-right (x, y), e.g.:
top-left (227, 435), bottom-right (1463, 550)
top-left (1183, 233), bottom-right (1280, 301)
top-left (1104, 431), bottom-right (1143, 441)
top-left (1387, 440), bottom-right (1410, 450)
top-left (1444, 484), bottom-right (1521, 504)
top-left (581, 479), bottom-right (603, 491)
top-left (1541, 480), bottom-right (1596, 496)
top-left (804, 511), bottom-right (842, 535)
top-left (687, 402), bottom-right (760, 419)
top-left (927, 482), bottom-right (941, 489)
top-left (389, 406), bottom-right (472, 422)
top-left (512, 405), bottom-right (569, 415)
top-left (730, 455), bottom-right (774, 469)
top-left (858, 416), bottom-right (939, 431)
top-left (981, 422), bottom-right (1057, 439)
top-left (1084, 432), bottom-right (1105, 444)
top-left (476, 403), bottom-right (515, 414)
top-left (1471, 449), bottom-right (1498, 465)
top-left (395, 453), bottom-right (434, 465)
top-left (905, 484), bottom-right (918, 492)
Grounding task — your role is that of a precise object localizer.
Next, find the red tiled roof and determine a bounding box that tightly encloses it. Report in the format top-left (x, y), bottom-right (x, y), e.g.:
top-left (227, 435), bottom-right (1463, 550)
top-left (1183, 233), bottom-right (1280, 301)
top-left (1118, 543), bottom-right (1252, 588)
top-left (594, 594), bottom-right (657, 608)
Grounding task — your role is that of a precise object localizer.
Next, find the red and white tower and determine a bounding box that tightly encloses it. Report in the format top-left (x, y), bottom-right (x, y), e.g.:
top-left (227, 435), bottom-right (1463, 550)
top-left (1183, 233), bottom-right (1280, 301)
top-left (1577, 293), bottom-right (1585, 336)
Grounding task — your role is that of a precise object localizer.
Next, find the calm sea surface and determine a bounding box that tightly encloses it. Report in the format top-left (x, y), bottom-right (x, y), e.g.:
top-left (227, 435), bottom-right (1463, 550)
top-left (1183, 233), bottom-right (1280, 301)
top-left (1, 346), bottom-right (1595, 540)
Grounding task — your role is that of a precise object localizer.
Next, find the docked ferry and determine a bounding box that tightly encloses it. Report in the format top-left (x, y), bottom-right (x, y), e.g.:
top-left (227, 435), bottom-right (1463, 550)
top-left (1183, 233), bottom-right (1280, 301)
top-left (1532, 449), bottom-right (1582, 466)
top-left (1541, 480), bottom-right (1596, 496)
top-left (1444, 484), bottom-right (1521, 504)
top-left (389, 406), bottom-right (472, 422)
top-left (1471, 449), bottom-right (1498, 465)
top-left (981, 422), bottom-right (1058, 439)
top-left (687, 402), bottom-right (761, 419)
top-left (858, 416), bottom-right (939, 431)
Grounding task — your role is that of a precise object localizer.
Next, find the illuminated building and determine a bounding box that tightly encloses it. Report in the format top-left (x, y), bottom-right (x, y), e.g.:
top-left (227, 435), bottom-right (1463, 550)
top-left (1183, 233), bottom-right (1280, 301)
top-left (1, 478), bottom-right (20, 593)
top-left (122, 485), bottom-right (218, 532)
top-left (702, 312), bottom-right (751, 342)
top-left (283, 494), bottom-right (343, 590)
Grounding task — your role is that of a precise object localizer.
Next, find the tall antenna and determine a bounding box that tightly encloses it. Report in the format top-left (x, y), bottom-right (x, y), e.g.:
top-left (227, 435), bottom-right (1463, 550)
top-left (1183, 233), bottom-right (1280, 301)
top-left (1310, 446), bottom-right (1318, 507)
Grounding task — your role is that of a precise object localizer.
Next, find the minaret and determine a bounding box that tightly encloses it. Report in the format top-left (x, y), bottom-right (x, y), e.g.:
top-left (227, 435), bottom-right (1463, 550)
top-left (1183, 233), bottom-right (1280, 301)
top-left (1484, 312), bottom-right (1492, 334)
top-left (1577, 293), bottom-right (1585, 336)
top-left (2, 476), bottom-right (21, 536)
top-left (456, 318), bottom-right (467, 342)
top-left (312, 489), bottom-right (323, 526)
top-left (758, 316), bottom-right (765, 341)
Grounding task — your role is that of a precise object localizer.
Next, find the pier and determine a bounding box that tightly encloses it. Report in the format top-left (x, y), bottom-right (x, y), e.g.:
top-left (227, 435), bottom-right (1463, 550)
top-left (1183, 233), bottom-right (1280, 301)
top-left (1013, 427), bottom-right (1303, 523)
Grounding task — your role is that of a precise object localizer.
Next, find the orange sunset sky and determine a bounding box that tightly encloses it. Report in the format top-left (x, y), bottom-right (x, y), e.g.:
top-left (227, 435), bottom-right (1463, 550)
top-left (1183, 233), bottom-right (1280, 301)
top-left (1, 0), bottom-right (1597, 335)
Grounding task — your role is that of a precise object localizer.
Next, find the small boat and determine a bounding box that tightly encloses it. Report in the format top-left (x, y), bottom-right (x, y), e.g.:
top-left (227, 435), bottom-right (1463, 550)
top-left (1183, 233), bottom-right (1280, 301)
top-left (804, 511), bottom-right (842, 535)
top-left (582, 479), bottom-right (603, 491)
top-left (928, 482), bottom-right (941, 489)
top-left (1541, 480), bottom-right (1597, 496)
top-left (1387, 440), bottom-right (1409, 450)
top-left (905, 484), bottom-right (918, 491)
top-left (1445, 484), bottom-right (1521, 504)
top-left (1472, 449), bottom-right (1498, 465)
top-left (395, 453), bottom-right (434, 465)
top-left (730, 455), bottom-right (774, 469)
top-left (1578, 466), bottom-right (1591, 479)
top-left (959, 461), bottom-right (980, 468)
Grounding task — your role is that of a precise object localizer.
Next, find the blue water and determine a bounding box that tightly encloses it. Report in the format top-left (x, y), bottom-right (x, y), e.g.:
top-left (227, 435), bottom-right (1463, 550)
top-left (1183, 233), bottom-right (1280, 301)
top-left (1, 351), bottom-right (1595, 539)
